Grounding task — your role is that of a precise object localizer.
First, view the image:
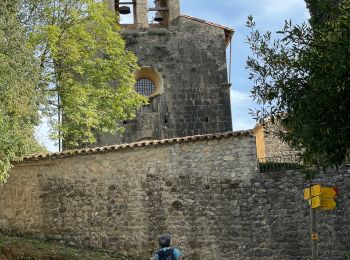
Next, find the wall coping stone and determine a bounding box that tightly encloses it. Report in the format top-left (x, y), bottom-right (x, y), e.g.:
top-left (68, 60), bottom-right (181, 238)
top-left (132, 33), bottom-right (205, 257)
top-left (17, 130), bottom-right (253, 164)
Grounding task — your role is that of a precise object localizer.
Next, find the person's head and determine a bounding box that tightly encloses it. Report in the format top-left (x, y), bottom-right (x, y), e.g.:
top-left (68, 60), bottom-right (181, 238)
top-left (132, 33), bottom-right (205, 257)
top-left (158, 234), bottom-right (171, 248)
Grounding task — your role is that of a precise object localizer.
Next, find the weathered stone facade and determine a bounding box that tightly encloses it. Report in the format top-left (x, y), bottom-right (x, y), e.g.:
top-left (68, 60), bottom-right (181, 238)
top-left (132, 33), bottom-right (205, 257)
top-left (1, 132), bottom-right (350, 259)
top-left (254, 122), bottom-right (299, 160)
top-left (96, 0), bottom-right (233, 145)
top-left (264, 123), bottom-right (299, 158)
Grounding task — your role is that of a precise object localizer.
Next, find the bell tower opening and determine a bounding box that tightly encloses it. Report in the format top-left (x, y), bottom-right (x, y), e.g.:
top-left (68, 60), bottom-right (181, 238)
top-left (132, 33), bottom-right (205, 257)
top-left (114, 0), bottom-right (136, 25)
top-left (147, 0), bottom-right (168, 27)
top-left (109, 0), bottom-right (180, 29)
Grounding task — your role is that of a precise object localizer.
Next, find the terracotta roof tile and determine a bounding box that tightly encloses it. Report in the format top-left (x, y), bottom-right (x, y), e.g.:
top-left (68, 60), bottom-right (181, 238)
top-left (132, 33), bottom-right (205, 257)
top-left (18, 131), bottom-right (252, 163)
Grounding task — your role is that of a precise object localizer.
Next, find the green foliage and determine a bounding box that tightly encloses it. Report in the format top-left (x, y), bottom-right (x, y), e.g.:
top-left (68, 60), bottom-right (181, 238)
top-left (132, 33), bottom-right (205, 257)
top-left (0, 1), bottom-right (44, 184)
top-left (346, 252), bottom-right (350, 259)
top-left (22, 0), bottom-right (147, 147)
top-left (246, 0), bottom-right (350, 168)
top-left (0, 0), bottom-right (146, 183)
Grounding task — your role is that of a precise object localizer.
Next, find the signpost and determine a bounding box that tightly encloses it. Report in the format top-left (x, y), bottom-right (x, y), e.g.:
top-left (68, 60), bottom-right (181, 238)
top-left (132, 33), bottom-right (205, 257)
top-left (304, 184), bottom-right (337, 210)
top-left (303, 184), bottom-right (338, 260)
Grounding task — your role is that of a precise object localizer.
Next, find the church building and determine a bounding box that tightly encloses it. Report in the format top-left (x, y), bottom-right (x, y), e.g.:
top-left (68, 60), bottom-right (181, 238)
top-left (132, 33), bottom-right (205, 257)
top-left (97, 0), bottom-right (234, 145)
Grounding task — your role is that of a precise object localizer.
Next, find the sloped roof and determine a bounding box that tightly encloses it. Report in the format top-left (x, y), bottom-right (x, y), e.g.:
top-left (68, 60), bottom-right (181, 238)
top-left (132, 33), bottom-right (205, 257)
top-left (179, 14), bottom-right (234, 46)
top-left (18, 130), bottom-right (252, 163)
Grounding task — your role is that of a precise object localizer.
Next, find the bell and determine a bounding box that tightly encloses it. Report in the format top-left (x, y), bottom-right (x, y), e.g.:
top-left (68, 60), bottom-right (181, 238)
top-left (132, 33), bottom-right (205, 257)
top-left (154, 11), bottom-right (164, 22)
top-left (119, 6), bottom-right (131, 15)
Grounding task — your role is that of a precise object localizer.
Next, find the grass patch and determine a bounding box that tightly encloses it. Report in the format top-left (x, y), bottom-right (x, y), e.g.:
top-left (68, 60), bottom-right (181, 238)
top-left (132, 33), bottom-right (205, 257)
top-left (0, 233), bottom-right (142, 260)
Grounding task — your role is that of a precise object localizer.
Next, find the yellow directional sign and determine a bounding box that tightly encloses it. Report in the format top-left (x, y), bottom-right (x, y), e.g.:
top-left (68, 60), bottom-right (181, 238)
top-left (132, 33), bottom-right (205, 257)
top-left (309, 196), bottom-right (337, 210)
top-left (304, 188), bottom-right (312, 200)
top-left (312, 184), bottom-right (336, 196)
top-left (304, 184), bottom-right (338, 211)
top-left (303, 184), bottom-right (337, 200)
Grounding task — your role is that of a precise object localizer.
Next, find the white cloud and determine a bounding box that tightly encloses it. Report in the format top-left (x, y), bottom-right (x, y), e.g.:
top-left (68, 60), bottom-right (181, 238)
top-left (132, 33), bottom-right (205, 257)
top-left (258, 0), bottom-right (306, 16)
top-left (230, 89), bottom-right (256, 131)
top-left (218, 0), bottom-right (310, 29)
top-left (231, 89), bottom-right (251, 105)
top-left (250, 0), bottom-right (310, 24)
top-left (233, 118), bottom-right (255, 131)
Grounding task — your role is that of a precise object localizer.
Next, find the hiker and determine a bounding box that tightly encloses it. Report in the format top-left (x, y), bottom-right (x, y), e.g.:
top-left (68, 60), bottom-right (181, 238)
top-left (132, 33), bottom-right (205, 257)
top-left (153, 234), bottom-right (183, 260)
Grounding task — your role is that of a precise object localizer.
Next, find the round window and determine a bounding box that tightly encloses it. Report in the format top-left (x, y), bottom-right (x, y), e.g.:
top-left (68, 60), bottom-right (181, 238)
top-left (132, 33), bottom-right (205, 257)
top-left (135, 78), bottom-right (155, 96)
top-left (134, 67), bottom-right (163, 97)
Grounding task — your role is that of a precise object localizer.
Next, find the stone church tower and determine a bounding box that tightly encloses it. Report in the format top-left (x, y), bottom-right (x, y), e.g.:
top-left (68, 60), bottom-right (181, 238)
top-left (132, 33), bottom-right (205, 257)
top-left (97, 0), bottom-right (234, 145)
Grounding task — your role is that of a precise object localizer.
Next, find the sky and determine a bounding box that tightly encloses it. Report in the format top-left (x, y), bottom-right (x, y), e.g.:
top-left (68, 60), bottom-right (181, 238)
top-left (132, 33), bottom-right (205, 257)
top-left (36, 0), bottom-right (310, 152)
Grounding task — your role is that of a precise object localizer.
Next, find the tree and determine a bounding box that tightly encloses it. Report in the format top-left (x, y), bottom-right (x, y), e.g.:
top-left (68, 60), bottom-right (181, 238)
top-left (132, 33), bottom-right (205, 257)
top-left (0, 0), bottom-right (146, 183)
top-left (21, 0), bottom-right (147, 148)
top-left (246, 0), bottom-right (350, 167)
top-left (0, 0), bottom-right (44, 183)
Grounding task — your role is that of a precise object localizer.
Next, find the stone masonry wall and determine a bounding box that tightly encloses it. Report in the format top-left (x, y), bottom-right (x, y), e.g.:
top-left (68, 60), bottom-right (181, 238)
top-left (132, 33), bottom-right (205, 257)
top-left (264, 123), bottom-right (299, 158)
top-left (96, 16), bottom-right (232, 145)
top-left (0, 133), bottom-right (350, 259)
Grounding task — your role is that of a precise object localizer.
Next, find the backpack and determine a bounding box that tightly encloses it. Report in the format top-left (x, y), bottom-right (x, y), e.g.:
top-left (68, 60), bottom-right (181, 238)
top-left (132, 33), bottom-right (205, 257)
top-left (157, 248), bottom-right (176, 260)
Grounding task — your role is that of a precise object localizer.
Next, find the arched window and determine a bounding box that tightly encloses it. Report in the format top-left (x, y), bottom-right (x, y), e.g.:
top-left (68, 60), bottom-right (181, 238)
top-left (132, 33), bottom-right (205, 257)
top-left (135, 78), bottom-right (156, 96)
